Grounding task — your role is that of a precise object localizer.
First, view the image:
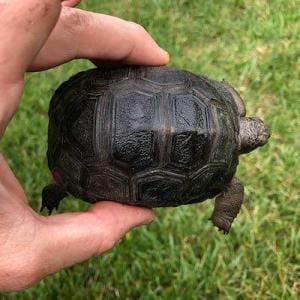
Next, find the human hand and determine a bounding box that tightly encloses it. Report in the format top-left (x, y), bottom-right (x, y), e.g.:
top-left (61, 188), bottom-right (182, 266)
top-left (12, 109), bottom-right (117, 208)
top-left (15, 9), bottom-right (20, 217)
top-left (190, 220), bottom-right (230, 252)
top-left (0, 0), bottom-right (168, 292)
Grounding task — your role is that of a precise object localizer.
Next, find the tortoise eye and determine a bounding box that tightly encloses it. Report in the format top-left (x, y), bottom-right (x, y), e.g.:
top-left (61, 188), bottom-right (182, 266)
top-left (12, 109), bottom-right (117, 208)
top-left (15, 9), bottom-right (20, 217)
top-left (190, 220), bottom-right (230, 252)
top-left (52, 169), bottom-right (63, 184)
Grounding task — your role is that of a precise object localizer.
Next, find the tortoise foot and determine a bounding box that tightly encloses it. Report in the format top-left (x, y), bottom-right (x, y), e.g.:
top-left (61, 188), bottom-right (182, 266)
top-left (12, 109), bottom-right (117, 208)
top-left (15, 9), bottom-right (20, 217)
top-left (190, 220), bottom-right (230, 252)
top-left (41, 183), bottom-right (67, 215)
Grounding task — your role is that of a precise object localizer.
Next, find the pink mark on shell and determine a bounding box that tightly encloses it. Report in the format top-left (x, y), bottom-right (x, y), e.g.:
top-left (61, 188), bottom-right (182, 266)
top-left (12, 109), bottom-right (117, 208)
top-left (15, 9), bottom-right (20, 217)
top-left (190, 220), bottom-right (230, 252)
top-left (52, 170), bottom-right (63, 184)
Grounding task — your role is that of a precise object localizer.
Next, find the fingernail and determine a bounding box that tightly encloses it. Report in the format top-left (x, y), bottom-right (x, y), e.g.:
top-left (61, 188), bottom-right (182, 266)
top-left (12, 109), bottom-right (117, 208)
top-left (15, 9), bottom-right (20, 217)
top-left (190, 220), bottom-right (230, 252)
top-left (160, 47), bottom-right (170, 61)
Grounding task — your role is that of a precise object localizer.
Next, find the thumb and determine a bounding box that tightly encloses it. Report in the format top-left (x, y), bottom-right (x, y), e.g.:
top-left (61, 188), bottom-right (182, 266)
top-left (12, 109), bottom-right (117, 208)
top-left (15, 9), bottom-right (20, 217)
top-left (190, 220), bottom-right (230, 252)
top-left (38, 202), bottom-right (154, 276)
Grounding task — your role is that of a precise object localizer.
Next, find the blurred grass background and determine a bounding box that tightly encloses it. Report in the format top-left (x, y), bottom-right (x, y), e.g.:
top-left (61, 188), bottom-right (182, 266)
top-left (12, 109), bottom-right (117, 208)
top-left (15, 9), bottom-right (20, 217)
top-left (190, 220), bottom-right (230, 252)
top-left (1, 0), bottom-right (299, 299)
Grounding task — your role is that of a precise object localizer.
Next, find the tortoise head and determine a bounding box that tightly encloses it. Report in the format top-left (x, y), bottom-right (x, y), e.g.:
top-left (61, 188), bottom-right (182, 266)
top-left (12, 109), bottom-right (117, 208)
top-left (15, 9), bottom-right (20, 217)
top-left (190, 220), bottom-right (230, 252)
top-left (239, 117), bottom-right (270, 154)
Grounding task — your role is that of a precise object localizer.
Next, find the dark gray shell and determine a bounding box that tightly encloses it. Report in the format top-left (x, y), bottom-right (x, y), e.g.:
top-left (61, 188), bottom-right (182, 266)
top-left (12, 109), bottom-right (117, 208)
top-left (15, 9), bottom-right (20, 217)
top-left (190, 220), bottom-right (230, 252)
top-left (47, 66), bottom-right (240, 207)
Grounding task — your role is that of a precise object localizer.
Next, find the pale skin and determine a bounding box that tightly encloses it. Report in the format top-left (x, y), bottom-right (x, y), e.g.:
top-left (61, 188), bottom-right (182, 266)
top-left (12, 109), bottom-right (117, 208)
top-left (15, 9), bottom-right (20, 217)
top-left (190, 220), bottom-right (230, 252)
top-left (0, 0), bottom-right (169, 292)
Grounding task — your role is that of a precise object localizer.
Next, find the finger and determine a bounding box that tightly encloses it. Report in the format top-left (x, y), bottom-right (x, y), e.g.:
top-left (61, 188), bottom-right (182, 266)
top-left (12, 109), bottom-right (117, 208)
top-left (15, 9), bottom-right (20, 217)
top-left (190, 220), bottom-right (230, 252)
top-left (62, 0), bottom-right (81, 7)
top-left (30, 8), bottom-right (169, 71)
top-left (38, 202), bottom-right (154, 276)
top-left (0, 0), bottom-right (62, 84)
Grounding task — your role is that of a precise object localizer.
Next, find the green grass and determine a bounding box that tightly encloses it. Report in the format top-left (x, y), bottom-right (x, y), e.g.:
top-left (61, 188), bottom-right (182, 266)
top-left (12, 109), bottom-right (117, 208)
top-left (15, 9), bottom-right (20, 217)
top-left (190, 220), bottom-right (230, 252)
top-left (1, 0), bottom-right (299, 299)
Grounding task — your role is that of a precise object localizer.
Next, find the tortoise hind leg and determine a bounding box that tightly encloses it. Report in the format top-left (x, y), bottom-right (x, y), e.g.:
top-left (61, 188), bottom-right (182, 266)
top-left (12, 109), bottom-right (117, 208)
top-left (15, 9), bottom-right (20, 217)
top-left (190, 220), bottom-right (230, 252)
top-left (210, 177), bottom-right (244, 234)
top-left (41, 183), bottom-right (68, 215)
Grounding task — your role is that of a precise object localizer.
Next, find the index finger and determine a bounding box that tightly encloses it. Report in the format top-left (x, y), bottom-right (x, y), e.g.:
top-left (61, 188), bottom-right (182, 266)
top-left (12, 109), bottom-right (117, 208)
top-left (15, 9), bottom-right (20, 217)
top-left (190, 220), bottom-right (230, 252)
top-left (30, 8), bottom-right (169, 71)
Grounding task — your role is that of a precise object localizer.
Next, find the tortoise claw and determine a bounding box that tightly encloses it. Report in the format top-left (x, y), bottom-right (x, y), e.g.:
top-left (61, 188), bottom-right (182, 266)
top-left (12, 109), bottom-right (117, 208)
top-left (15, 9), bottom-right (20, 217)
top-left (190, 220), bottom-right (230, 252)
top-left (40, 205), bottom-right (45, 213)
top-left (39, 203), bottom-right (55, 215)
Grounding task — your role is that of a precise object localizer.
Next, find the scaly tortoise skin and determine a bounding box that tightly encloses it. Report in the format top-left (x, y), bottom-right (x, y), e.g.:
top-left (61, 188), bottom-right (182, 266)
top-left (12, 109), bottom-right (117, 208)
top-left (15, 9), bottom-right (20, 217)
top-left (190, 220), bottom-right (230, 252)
top-left (42, 66), bottom-right (270, 233)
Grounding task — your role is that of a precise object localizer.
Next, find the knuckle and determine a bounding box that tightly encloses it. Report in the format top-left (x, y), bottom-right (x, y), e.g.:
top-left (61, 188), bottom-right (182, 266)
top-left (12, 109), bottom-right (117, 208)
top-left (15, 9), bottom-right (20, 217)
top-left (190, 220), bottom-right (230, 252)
top-left (97, 226), bottom-right (120, 254)
top-left (127, 22), bottom-right (149, 37)
top-left (98, 237), bottom-right (118, 253)
top-left (28, 0), bottom-right (59, 19)
top-left (86, 210), bottom-right (123, 256)
top-left (61, 7), bottom-right (90, 33)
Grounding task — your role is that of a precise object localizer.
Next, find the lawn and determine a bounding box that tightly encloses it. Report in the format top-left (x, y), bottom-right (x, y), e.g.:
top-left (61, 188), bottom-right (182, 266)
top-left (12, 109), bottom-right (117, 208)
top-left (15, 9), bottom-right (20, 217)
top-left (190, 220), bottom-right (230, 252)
top-left (1, 0), bottom-right (299, 299)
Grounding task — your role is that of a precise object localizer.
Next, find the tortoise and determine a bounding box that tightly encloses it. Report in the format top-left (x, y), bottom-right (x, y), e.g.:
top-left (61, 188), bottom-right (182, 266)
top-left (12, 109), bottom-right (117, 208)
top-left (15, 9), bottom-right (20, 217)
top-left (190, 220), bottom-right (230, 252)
top-left (42, 66), bottom-right (270, 233)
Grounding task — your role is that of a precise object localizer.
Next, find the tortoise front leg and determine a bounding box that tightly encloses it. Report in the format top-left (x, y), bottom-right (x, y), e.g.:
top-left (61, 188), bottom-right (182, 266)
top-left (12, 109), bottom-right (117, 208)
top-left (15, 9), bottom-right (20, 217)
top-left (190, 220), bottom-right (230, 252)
top-left (41, 183), bottom-right (68, 215)
top-left (210, 177), bottom-right (244, 234)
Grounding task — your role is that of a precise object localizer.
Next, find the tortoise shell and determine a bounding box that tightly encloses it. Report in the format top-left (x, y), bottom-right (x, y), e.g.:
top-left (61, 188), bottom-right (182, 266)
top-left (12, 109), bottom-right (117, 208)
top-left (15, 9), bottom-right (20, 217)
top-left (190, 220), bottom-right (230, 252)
top-left (47, 66), bottom-right (240, 207)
